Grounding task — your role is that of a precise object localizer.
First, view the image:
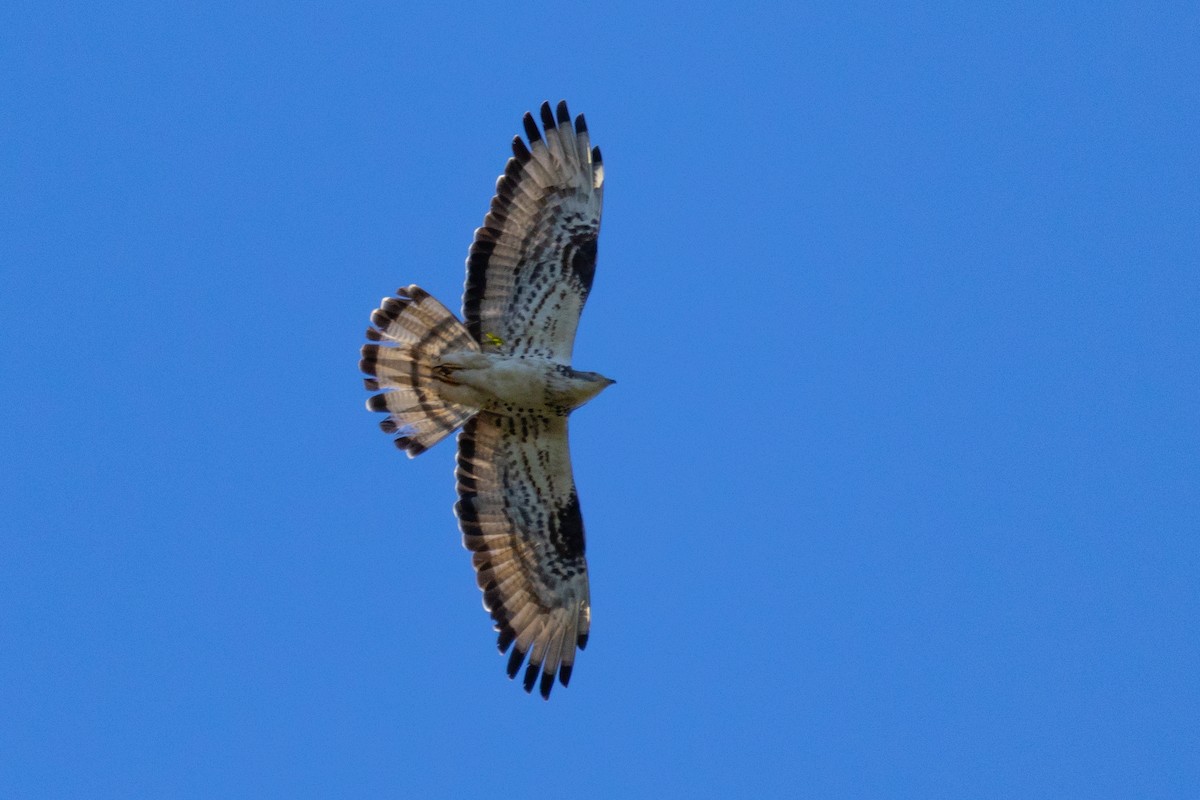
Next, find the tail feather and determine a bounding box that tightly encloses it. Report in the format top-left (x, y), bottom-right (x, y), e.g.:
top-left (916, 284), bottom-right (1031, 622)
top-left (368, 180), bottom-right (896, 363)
top-left (361, 285), bottom-right (479, 457)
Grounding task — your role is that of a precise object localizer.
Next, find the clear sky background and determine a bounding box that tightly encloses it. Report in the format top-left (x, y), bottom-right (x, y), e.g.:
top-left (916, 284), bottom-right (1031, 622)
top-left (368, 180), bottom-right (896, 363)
top-left (2, 2), bottom-right (1197, 798)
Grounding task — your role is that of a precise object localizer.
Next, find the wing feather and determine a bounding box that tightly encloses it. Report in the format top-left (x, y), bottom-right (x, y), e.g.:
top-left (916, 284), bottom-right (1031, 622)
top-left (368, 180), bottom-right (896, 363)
top-left (463, 100), bottom-right (604, 362)
top-left (455, 412), bottom-right (591, 699)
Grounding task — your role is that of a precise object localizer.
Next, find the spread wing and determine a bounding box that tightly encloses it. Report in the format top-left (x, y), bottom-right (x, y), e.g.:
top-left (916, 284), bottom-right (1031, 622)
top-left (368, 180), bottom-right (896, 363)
top-left (463, 100), bottom-right (604, 363)
top-left (455, 412), bottom-right (590, 699)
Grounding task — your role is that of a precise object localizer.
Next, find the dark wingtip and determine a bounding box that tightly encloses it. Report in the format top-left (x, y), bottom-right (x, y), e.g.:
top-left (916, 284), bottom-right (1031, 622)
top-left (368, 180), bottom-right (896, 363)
top-left (592, 146), bottom-right (602, 167)
top-left (539, 101), bottom-right (555, 130)
top-left (523, 662), bottom-right (539, 694)
top-left (506, 646), bottom-right (525, 679)
top-left (577, 631), bottom-right (589, 650)
top-left (555, 100), bottom-right (570, 126)
top-left (511, 136), bottom-right (531, 163)
top-left (539, 670), bottom-right (555, 699)
top-left (366, 394), bottom-right (388, 412)
top-left (575, 114), bottom-right (587, 135)
top-left (559, 663), bottom-right (573, 688)
top-left (496, 627), bottom-right (515, 653)
top-left (523, 112), bottom-right (541, 144)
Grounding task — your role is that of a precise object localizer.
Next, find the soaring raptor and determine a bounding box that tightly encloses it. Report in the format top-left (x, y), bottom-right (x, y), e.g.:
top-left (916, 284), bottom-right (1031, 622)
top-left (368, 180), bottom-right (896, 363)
top-left (360, 101), bottom-right (610, 699)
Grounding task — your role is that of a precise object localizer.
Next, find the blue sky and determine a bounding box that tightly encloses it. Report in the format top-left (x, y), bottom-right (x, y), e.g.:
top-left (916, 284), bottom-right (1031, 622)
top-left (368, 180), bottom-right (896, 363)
top-left (2, 2), bottom-right (1198, 797)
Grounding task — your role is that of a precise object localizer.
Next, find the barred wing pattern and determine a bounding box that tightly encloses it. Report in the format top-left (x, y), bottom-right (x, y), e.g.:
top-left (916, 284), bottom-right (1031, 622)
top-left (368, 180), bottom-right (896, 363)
top-left (464, 100), bottom-right (604, 362)
top-left (456, 412), bottom-right (590, 699)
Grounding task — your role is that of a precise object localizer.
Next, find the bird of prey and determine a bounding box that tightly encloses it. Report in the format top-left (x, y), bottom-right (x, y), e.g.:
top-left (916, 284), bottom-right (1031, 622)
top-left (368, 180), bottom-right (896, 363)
top-left (360, 101), bottom-right (610, 699)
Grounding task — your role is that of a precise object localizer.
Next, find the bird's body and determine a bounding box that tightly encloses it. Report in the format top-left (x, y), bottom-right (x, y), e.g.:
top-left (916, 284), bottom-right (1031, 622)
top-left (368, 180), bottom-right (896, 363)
top-left (360, 101), bottom-right (608, 699)
top-left (434, 350), bottom-right (614, 417)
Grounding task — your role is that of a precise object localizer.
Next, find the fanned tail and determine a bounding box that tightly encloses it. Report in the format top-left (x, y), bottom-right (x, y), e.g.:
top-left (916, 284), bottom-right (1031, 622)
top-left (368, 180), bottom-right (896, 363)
top-left (360, 285), bottom-right (479, 456)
